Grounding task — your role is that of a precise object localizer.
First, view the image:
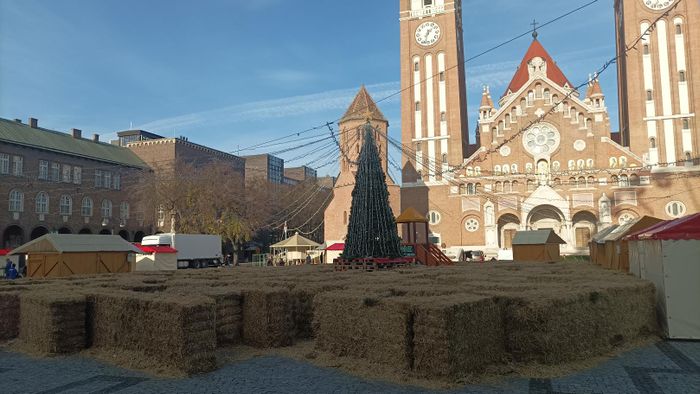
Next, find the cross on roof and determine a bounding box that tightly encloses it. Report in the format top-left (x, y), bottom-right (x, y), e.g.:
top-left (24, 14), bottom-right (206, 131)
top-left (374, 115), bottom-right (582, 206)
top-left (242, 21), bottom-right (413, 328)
top-left (531, 19), bottom-right (539, 40)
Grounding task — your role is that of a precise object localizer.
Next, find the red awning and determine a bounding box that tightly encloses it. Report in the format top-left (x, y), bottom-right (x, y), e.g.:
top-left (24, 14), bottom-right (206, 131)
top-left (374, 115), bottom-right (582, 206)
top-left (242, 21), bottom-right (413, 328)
top-left (326, 243), bottom-right (345, 251)
top-left (626, 213), bottom-right (700, 241)
top-left (0, 249), bottom-right (10, 256)
top-left (134, 244), bottom-right (178, 254)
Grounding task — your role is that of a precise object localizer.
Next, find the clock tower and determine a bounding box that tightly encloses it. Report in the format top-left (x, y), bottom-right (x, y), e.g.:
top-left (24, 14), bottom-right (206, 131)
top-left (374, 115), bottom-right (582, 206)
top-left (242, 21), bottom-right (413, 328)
top-left (400, 0), bottom-right (470, 184)
top-left (615, 0), bottom-right (700, 167)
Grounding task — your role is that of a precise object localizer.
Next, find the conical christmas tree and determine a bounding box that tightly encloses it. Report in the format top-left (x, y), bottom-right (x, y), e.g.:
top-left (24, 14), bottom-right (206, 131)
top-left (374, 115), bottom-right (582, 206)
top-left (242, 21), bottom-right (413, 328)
top-left (341, 122), bottom-right (402, 260)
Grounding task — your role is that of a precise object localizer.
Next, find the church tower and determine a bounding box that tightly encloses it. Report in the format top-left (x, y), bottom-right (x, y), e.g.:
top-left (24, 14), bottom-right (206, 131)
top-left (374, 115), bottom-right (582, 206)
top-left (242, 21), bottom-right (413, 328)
top-left (400, 0), bottom-right (469, 184)
top-left (615, 0), bottom-right (700, 167)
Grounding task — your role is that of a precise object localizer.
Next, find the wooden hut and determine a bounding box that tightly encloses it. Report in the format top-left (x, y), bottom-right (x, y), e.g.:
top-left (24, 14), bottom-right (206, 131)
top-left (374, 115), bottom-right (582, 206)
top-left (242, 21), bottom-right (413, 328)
top-left (601, 216), bottom-right (663, 272)
top-left (512, 230), bottom-right (566, 262)
top-left (11, 234), bottom-right (141, 278)
top-left (589, 225), bottom-right (618, 265)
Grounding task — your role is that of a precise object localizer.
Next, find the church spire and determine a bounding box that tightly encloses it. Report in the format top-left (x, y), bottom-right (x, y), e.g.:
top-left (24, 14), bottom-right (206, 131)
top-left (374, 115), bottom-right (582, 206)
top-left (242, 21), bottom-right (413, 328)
top-left (340, 85), bottom-right (387, 124)
top-left (480, 85), bottom-right (494, 120)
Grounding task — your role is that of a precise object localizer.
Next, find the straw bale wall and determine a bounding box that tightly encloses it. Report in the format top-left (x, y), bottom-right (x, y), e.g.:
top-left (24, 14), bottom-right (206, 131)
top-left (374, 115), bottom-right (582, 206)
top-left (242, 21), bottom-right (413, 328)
top-left (242, 288), bottom-right (295, 348)
top-left (19, 292), bottom-right (86, 354)
top-left (0, 292), bottom-right (20, 340)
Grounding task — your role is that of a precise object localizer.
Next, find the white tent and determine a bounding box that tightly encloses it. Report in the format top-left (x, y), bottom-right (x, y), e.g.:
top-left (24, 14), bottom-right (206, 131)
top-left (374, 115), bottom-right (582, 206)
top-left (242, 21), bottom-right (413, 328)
top-left (626, 213), bottom-right (700, 340)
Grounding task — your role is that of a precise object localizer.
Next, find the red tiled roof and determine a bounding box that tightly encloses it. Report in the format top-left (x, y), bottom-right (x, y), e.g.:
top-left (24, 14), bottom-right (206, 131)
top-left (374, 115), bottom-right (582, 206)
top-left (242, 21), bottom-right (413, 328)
top-left (502, 39), bottom-right (572, 98)
top-left (340, 85), bottom-right (387, 123)
top-left (586, 79), bottom-right (603, 98)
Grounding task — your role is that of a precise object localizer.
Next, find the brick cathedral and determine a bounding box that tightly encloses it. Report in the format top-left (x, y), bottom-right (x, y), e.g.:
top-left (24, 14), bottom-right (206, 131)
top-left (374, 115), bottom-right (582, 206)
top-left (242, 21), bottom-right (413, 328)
top-left (326, 0), bottom-right (700, 257)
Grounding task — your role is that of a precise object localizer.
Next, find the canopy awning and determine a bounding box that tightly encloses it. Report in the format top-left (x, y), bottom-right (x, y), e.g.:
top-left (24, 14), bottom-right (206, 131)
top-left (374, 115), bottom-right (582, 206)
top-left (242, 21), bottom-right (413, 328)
top-left (0, 249), bottom-right (10, 256)
top-left (326, 243), bottom-right (345, 251)
top-left (626, 213), bottom-right (700, 241)
top-left (135, 244), bottom-right (178, 254)
top-left (270, 233), bottom-right (321, 250)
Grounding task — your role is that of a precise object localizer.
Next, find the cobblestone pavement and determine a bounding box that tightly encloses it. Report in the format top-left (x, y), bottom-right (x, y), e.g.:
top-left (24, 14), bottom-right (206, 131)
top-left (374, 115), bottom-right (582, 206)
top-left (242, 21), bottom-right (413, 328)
top-left (1, 341), bottom-right (698, 393)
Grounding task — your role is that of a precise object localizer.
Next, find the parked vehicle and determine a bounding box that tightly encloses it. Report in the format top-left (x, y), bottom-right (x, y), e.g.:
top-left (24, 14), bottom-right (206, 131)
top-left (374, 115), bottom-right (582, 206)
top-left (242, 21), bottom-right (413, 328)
top-left (141, 233), bottom-right (222, 269)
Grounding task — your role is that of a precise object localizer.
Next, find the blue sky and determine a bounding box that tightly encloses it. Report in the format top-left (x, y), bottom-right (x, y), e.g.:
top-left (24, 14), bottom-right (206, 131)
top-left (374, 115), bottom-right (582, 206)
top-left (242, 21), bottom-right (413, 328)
top-left (0, 0), bottom-right (618, 178)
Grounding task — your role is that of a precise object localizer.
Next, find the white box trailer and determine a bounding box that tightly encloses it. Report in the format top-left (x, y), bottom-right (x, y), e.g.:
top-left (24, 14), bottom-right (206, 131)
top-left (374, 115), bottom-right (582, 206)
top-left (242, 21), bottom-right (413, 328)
top-left (141, 233), bottom-right (222, 269)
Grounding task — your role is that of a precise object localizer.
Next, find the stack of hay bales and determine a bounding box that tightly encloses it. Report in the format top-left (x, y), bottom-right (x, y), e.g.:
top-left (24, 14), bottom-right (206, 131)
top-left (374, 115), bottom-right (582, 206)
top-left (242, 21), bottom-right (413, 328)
top-left (0, 292), bottom-right (20, 341)
top-left (87, 292), bottom-right (216, 375)
top-left (242, 287), bottom-right (294, 348)
top-left (19, 292), bottom-right (86, 354)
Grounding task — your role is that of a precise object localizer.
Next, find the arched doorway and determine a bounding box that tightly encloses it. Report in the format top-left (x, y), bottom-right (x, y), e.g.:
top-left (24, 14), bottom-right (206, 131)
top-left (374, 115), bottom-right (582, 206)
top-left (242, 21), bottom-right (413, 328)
top-left (497, 214), bottom-right (520, 249)
top-left (30, 226), bottom-right (49, 240)
top-left (527, 205), bottom-right (565, 235)
top-left (134, 231), bottom-right (145, 243)
top-left (99, 230), bottom-right (112, 235)
top-left (79, 228), bottom-right (92, 234)
top-left (118, 230), bottom-right (130, 241)
top-left (58, 227), bottom-right (72, 234)
top-left (2, 226), bottom-right (24, 249)
top-left (572, 211), bottom-right (597, 250)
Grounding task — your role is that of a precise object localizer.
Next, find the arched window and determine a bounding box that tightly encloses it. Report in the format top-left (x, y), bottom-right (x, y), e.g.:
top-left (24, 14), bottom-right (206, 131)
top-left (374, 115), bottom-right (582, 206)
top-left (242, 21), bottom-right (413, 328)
top-left (101, 199), bottom-right (112, 218)
top-left (494, 165), bottom-right (501, 175)
top-left (520, 98), bottom-right (526, 113)
top-left (511, 107), bottom-right (517, 120)
top-left (459, 184), bottom-right (466, 195)
top-left (586, 159), bottom-right (594, 169)
top-left (59, 195), bottom-right (72, 216)
top-left (527, 90), bottom-right (534, 105)
top-left (475, 183), bottom-right (481, 193)
top-left (587, 176), bottom-right (596, 187)
top-left (511, 164), bottom-right (518, 174)
top-left (495, 181), bottom-right (503, 193)
top-left (649, 137), bottom-right (656, 149)
top-left (609, 157), bottom-right (618, 168)
top-left (552, 161), bottom-right (561, 172)
top-left (511, 180), bottom-right (519, 191)
top-left (578, 177), bottom-right (586, 188)
top-left (619, 175), bottom-right (629, 187)
top-left (35, 192), bottom-right (49, 214)
top-left (505, 114), bottom-right (511, 125)
top-left (527, 179), bottom-right (535, 191)
top-left (9, 189), bottom-right (24, 212)
top-left (504, 181), bottom-right (512, 193)
top-left (553, 178), bottom-right (561, 186)
top-left (611, 175), bottom-right (619, 185)
top-left (665, 201), bottom-right (686, 218)
top-left (568, 160), bottom-right (575, 170)
top-left (428, 211), bottom-right (441, 225)
top-left (441, 153), bottom-right (448, 163)
top-left (474, 167), bottom-right (481, 175)
top-left (502, 165), bottom-right (510, 175)
top-left (526, 163), bottom-right (533, 173)
top-left (544, 89), bottom-right (551, 103)
top-left (569, 177), bottom-right (577, 187)
top-left (586, 118), bottom-right (593, 129)
top-left (619, 156), bottom-right (628, 168)
top-left (466, 167), bottom-right (474, 176)
top-left (120, 202), bottom-right (130, 220)
top-left (82, 197), bottom-right (93, 217)
top-left (467, 183), bottom-right (476, 195)
top-left (630, 174), bottom-right (640, 186)
top-left (577, 160), bottom-right (585, 170)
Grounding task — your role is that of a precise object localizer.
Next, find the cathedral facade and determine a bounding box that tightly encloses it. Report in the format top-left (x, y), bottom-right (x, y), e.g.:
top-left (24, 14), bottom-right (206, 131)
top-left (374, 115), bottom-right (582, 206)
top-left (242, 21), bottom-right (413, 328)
top-left (399, 0), bottom-right (700, 256)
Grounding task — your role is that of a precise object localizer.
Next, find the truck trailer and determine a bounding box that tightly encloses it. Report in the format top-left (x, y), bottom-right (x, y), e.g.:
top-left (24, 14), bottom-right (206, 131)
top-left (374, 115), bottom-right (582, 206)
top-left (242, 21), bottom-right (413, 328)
top-left (141, 233), bottom-right (222, 269)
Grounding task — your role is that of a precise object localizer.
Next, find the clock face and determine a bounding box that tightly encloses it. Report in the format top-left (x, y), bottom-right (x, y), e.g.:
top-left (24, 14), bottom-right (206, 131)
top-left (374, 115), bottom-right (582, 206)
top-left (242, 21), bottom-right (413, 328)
top-left (643, 0), bottom-right (674, 10)
top-left (415, 22), bottom-right (441, 47)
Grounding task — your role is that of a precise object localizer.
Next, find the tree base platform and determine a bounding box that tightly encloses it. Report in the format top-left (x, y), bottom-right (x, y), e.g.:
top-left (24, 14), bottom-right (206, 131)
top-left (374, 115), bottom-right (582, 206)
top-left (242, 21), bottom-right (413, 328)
top-left (333, 257), bottom-right (414, 272)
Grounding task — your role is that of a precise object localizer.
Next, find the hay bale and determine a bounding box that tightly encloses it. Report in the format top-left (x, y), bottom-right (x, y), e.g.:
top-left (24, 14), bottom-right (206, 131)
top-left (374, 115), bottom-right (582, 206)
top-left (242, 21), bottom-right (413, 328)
top-left (201, 288), bottom-right (243, 346)
top-left (412, 295), bottom-right (506, 379)
top-left (242, 287), bottom-right (294, 348)
top-left (290, 284), bottom-right (345, 340)
top-left (88, 292), bottom-right (216, 375)
top-left (0, 292), bottom-right (20, 340)
top-left (19, 292), bottom-right (86, 354)
top-left (313, 291), bottom-right (414, 369)
top-left (504, 282), bottom-right (657, 363)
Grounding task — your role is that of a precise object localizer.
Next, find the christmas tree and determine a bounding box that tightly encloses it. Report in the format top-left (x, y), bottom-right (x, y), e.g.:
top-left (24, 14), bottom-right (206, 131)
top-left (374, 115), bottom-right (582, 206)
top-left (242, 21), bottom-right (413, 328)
top-left (341, 122), bottom-right (402, 260)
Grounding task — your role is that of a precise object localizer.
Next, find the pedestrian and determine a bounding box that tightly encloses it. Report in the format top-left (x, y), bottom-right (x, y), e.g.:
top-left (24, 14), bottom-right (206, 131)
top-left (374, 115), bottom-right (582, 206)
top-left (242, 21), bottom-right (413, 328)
top-left (4, 259), bottom-right (11, 279)
top-left (305, 254), bottom-right (312, 265)
top-left (7, 263), bottom-right (18, 280)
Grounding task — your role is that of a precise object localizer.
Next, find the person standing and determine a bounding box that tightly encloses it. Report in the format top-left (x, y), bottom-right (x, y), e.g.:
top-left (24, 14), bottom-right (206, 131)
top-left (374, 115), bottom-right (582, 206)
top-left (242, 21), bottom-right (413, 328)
top-left (4, 259), bottom-right (11, 279)
top-left (7, 263), bottom-right (18, 280)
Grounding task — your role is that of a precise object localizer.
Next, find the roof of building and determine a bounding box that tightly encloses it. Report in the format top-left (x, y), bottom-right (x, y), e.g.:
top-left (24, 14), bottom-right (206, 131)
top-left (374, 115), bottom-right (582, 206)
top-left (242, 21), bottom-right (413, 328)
top-left (0, 118), bottom-right (148, 168)
top-left (502, 38), bottom-right (573, 98)
top-left (512, 230), bottom-right (566, 245)
top-left (586, 79), bottom-right (604, 98)
top-left (602, 216), bottom-right (664, 242)
top-left (592, 225), bottom-right (619, 244)
top-left (270, 233), bottom-right (321, 249)
top-left (326, 243), bottom-right (345, 251)
top-left (11, 234), bottom-right (142, 254)
top-left (626, 213), bottom-right (700, 241)
top-left (0, 249), bottom-right (9, 256)
top-left (480, 86), bottom-right (495, 108)
top-left (340, 86), bottom-right (387, 123)
top-left (396, 207), bottom-right (429, 224)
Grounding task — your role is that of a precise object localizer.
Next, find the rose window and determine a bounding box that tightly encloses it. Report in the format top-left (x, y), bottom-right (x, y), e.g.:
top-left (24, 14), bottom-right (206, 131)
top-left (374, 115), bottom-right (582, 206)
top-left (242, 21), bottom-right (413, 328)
top-left (465, 218), bottom-right (480, 232)
top-left (523, 123), bottom-right (560, 156)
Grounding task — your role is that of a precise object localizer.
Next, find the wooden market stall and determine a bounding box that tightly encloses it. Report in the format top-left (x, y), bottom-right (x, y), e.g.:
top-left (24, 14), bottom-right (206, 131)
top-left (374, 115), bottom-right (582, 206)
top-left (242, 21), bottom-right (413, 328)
top-left (395, 207), bottom-right (452, 266)
top-left (512, 230), bottom-right (566, 262)
top-left (11, 234), bottom-right (141, 278)
top-left (270, 233), bottom-right (321, 265)
top-left (134, 244), bottom-right (178, 271)
top-left (600, 216), bottom-right (663, 271)
top-left (589, 225), bottom-right (618, 265)
top-left (625, 213), bottom-right (700, 339)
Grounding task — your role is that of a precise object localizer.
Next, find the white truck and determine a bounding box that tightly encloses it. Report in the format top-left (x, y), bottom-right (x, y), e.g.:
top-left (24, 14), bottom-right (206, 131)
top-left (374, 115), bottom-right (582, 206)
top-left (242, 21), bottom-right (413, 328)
top-left (141, 233), bottom-right (223, 269)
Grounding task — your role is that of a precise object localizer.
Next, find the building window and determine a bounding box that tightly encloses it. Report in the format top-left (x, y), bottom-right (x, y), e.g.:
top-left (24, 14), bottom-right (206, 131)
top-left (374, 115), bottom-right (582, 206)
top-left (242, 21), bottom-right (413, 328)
top-left (0, 153), bottom-right (9, 174)
top-left (113, 174), bottom-right (121, 190)
top-left (679, 70), bottom-right (686, 82)
top-left (81, 197), bottom-right (93, 217)
top-left (675, 23), bottom-right (682, 35)
top-left (439, 71), bottom-right (445, 82)
top-left (73, 167), bottom-right (82, 184)
top-left (465, 218), bottom-right (479, 232)
top-left (38, 160), bottom-right (49, 180)
top-left (101, 200), bottom-right (112, 218)
top-left (35, 192), bottom-right (49, 214)
top-left (415, 101), bottom-right (421, 112)
top-left (511, 164), bottom-right (518, 174)
top-left (646, 90), bottom-right (653, 101)
top-left (650, 137), bottom-right (657, 148)
top-left (423, 0), bottom-right (433, 7)
top-left (440, 112), bottom-right (446, 122)
top-left (466, 183), bottom-right (476, 195)
top-left (414, 62), bottom-right (419, 72)
top-left (120, 202), bottom-right (130, 220)
top-left (682, 118), bottom-right (690, 130)
top-left (527, 180), bottom-right (535, 191)
top-left (588, 176), bottom-right (596, 187)
top-left (104, 172), bottom-right (112, 189)
top-left (12, 156), bottom-right (23, 176)
top-left (95, 170), bottom-right (103, 188)
top-left (59, 195), bottom-right (72, 216)
top-left (494, 165), bottom-right (501, 175)
top-left (577, 177), bottom-right (586, 188)
top-left (527, 91), bottom-right (534, 106)
top-left (609, 157), bottom-right (618, 168)
top-left (619, 174), bottom-right (630, 187)
top-left (8, 190), bottom-right (23, 212)
top-left (474, 167), bottom-right (481, 175)
top-left (544, 89), bottom-right (551, 103)
top-left (428, 211), bottom-right (441, 225)
top-left (665, 201), bottom-right (686, 218)
top-left (630, 174), bottom-right (640, 186)
top-left (643, 44), bottom-right (650, 55)
top-left (51, 163), bottom-right (60, 181)
top-left (62, 164), bottom-right (71, 183)
top-left (620, 156), bottom-right (628, 167)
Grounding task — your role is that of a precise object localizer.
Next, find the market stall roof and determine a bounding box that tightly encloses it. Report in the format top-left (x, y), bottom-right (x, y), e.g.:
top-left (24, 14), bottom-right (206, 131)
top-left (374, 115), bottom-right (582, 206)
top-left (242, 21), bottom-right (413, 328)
top-left (396, 207), bottom-right (428, 224)
top-left (602, 216), bottom-right (664, 242)
top-left (0, 249), bottom-right (10, 256)
top-left (11, 234), bottom-right (142, 255)
top-left (326, 243), bottom-right (345, 251)
top-left (134, 244), bottom-right (178, 254)
top-left (512, 230), bottom-right (565, 245)
top-left (270, 233), bottom-right (321, 249)
top-left (626, 213), bottom-right (700, 241)
top-left (591, 225), bottom-right (619, 244)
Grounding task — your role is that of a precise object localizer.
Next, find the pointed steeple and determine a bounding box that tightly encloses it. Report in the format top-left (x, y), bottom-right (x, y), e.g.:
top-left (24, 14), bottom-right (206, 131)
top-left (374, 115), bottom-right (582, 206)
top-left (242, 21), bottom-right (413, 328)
top-left (340, 85), bottom-right (387, 123)
top-left (586, 75), bottom-right (604, 98)
top-left (480, 85), bottom-right (494, 109)
top-left (501, 37), bottom-right (573, 98)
